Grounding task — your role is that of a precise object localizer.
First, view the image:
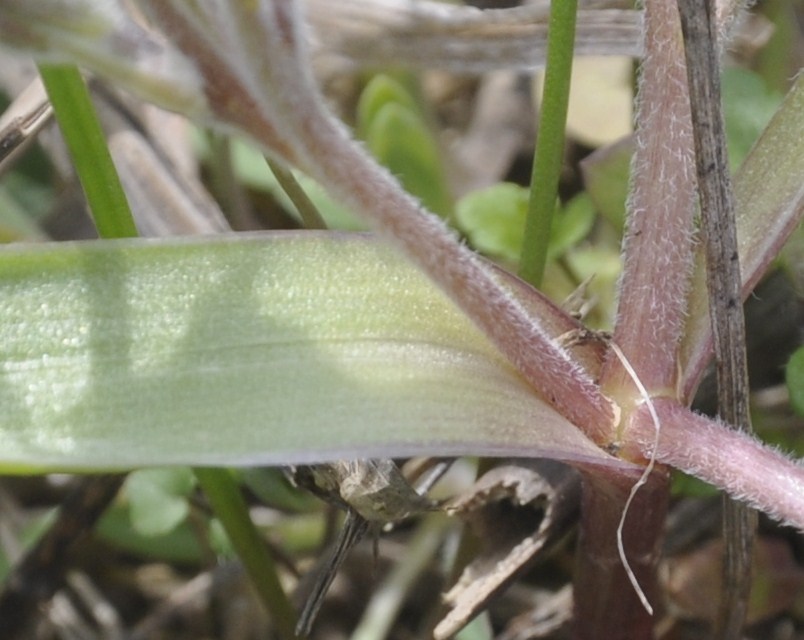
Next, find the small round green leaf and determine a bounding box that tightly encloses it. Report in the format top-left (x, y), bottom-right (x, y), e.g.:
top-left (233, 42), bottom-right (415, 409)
top-left (126, 467), bottom-right (195, 536)
top-left (456, 183), bottom-right (529, 261)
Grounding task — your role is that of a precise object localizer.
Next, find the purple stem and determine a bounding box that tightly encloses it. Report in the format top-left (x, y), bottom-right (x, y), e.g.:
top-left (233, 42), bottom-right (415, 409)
top-left (298, 113), bottom-right (618, 439)
top-left (146, 0), bottom-right (618, 439)
top-left (600, 0), bottom-right (697, 406)
top-left (573, 466), bottom-right (669, 640)
top-left (627, 398), bottom-right (804, 532)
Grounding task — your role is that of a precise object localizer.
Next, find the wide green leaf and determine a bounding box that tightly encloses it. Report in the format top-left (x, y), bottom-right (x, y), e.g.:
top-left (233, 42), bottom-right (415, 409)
top-left (0, 233), bottom-right (622, 472)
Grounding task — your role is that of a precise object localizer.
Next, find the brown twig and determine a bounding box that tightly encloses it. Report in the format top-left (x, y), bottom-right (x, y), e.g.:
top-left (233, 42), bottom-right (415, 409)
top-left (676, 0), bottom-right (757, 636)
top-left (295, 509), bottom-right (371, 637)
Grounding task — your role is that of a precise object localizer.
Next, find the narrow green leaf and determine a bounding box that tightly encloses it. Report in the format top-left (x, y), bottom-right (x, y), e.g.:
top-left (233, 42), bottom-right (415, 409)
top-left (0, 233), bottom-right (622, 472)
top-left (680, 75), bottom-right (804, 399)
top-left (38, 63), bottom-right (138, 238)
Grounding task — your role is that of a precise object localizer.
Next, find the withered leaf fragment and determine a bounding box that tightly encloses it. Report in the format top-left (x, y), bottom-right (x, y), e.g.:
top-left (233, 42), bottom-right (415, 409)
top-left (436, 460), bottom-right (580, 639)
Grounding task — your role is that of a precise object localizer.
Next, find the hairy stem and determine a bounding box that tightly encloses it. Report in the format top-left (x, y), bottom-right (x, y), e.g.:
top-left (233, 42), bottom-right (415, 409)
top-left (274, 5), bottom-right (614, 438)
top-left (600, 0), bottom-right (696, 406)
top-left (628, 398), bottom-right (804, 532)
top-left (303, 117), bottom-right (618, 439)
top-left (141, 0), bottom-right (617, 439)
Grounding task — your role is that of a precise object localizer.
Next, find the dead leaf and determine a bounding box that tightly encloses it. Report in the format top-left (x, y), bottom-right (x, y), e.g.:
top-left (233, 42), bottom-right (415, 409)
top-left (435, 459), bottom-right (580, 639)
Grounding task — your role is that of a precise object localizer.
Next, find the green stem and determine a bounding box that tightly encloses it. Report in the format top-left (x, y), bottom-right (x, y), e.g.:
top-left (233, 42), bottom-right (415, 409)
top-left (267, 158), bottom-right (328, 230)
top-left (194, 467), bottom-right (298, 640)
top-left (38, 64), bottom-right (138, 239)
top-left (518, 0), bottom-right (578, 287)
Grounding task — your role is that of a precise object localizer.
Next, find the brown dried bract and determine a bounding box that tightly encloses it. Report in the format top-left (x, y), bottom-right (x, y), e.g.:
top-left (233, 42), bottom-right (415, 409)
top-left (436, 460), bottom-right (580, 639)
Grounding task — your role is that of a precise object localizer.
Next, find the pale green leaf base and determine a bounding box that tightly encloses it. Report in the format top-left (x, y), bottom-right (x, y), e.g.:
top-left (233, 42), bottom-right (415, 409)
top-left (0, 233), bottom-right (620, 472)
